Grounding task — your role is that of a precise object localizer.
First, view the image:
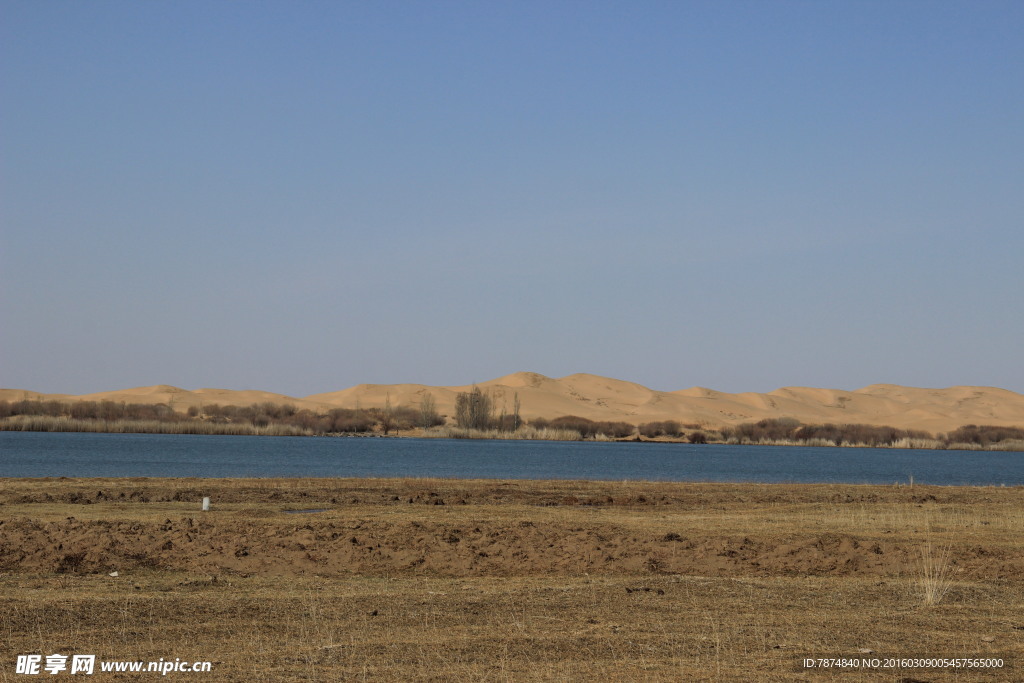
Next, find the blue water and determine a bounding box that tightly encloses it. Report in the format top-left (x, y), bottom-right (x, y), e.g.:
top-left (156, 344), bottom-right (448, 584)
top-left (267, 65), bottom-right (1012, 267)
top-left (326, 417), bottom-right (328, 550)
top-left (0, 432), bottom-right (1021, 485)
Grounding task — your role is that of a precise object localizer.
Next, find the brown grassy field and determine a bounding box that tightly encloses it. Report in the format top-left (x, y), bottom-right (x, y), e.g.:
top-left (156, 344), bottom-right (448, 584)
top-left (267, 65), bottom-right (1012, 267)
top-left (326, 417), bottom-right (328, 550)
top-left (1, 478), bottom-right (1021, 681)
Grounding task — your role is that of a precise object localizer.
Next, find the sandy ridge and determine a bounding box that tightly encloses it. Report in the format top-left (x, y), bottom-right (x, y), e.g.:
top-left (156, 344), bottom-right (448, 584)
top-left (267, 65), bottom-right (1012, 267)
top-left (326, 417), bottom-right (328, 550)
top-left (3, 371), bottom-right (1023, 433)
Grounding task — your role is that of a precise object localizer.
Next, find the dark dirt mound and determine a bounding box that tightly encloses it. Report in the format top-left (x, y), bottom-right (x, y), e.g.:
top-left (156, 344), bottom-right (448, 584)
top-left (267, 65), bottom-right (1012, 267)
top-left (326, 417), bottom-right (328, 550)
top-left (3, 516), bottom-right (1021, 579)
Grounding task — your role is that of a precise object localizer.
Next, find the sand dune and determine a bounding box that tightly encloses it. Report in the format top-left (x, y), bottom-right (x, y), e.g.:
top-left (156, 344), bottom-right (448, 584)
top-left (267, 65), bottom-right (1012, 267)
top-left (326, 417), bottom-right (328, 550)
top-left (3, 372), bottom-right (1022, 433)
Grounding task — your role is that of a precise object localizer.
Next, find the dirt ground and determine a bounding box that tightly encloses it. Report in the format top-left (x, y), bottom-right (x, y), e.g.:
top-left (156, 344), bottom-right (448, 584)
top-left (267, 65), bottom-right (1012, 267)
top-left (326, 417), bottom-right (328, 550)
top-left (2, 478), bottom-right (1022, 681)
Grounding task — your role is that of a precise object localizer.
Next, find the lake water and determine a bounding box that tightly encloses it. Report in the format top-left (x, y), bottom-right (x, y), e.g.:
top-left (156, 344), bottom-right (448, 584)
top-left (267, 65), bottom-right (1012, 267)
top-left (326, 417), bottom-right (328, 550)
top-left (1, 432), bottom-right (1021, 485)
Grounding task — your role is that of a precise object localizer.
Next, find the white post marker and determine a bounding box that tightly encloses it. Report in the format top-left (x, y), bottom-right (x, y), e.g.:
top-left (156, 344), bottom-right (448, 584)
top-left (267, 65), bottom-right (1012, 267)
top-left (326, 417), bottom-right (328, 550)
top-left (202, 496), bottom-right (210, 511)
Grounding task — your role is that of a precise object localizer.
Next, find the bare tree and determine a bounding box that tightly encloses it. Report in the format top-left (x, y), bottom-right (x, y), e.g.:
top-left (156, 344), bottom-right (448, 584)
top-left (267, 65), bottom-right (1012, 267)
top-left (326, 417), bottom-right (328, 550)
top-left (380, 392), bottom-right (395, 435)
top-left (418, 391), bottom-right (440, 428)
top-left (454, 385), bottom-right (493, 430)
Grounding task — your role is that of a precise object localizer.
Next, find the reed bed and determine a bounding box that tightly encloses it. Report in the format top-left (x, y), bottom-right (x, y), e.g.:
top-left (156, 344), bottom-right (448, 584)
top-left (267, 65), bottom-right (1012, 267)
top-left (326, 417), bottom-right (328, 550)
top-left (424, 425), bottom-right (583, 441)
top-left (986, 439), bottom-right (1024, 451)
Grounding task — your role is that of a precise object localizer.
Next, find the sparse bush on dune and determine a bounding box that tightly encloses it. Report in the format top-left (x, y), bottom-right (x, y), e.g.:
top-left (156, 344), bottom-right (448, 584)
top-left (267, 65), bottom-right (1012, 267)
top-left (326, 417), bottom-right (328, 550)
top-left (639, 420), bottom-right (682, 438)
top-left (0, 415), bottom-right (311, 436)
top-left (638, 422), bottom-right (659, 438)
top-left (0, 396), bottom-right (464, 438)
top-left (325, 408), bottom-right (375, 433)
top-left (545, 416), bottom-right (635, 439)
top-left (757, 418), bottom-right (802, 440)
top-left (492, 414), bottom-right (513, 431)
top-left (0, 399), bottom-right (372, 436)
top-left (720, 418), bottom-right (802, 443)
top-left (720, 419), bottom-right (943, 448)
top-left (945, 424), bottom-right (1024, 447)
top-left (597, 421), bottom-right (636, 438)
top-left (2, 399), bottom-right (65, 417)
top-left (547, 416), bottom-right (594, 436)
top-left (1, 398), bottom-right (1021, 449)
top-left (394, 405), bottom-right (423, 430)
top-left (365, 404), bottom-right (421, 433)
top-left (262, 402), bottom-right (297, 420)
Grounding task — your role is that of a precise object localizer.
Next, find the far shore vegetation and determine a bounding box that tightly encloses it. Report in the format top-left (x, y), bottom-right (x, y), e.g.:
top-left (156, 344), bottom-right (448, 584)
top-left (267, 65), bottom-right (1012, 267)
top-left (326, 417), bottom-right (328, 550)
top-left (1, 392), bottom-right (1022, 451)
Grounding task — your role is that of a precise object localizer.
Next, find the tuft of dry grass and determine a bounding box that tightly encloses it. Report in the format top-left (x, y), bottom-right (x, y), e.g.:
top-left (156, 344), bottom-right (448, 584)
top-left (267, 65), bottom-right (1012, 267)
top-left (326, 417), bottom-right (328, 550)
top-left (918, 537), bottom-right (959, 606)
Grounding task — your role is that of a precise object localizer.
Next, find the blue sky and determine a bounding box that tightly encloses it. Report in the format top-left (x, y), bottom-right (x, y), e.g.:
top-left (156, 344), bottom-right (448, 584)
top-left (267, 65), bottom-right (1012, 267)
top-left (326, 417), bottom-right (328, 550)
top-left (2, 1), bottom-right (1022, 396)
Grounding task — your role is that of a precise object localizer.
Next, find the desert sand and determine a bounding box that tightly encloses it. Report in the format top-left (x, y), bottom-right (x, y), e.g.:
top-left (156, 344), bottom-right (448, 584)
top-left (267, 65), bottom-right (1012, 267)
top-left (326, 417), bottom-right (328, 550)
top-left (4, 372), bottom-right (1023, 434)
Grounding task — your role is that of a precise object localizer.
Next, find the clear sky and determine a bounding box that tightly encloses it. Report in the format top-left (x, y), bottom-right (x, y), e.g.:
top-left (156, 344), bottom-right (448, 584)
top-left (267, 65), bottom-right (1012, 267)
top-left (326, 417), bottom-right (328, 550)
top-left (2, 1), bottom-right (1022, 396)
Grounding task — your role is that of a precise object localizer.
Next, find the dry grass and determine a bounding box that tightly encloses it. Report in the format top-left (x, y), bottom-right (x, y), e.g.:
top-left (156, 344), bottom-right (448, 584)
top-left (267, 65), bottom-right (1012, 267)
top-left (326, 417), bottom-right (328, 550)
top-left (1, 478), bottom-right (1022, 681)
top-left (5, 572), bottom-right (1017, 681)
top-left (425, 425), bottom-right (583, 441)
top-left (918, 537), bottom-right (958, 606)
top-left (990, 439), bottom-right (1024, 451)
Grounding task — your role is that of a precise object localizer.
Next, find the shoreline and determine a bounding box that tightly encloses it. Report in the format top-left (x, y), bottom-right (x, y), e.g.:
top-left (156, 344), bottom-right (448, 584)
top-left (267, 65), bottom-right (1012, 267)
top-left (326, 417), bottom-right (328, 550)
top-left (3, 473), bottom-right (1024, 486)
top-left (3, 423), bottom-right (1023, 451)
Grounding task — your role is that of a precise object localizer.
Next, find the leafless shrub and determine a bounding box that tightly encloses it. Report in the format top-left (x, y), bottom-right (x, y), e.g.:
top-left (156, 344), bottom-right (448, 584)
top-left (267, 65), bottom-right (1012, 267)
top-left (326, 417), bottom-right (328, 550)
top-left (418, 392), bottom-right (444, 428)
top-left (543, 416), bottom-right (634, 439)
top-left (0, 415), bottom-right (310, 436)
top-left (455, 386), bottom-right (494, 430)
top-left (687, 431), bottom-right (708, 444)
top-left (639, 421), bottom-right (682, 438)
top-left (548, 416), bottom-right (595, 437)
top-left (721, 420), bottom-right (937, 447)
top-left (945, 424), bottom-right (1024, 447)
top-left (326, 409), bottom-right (375, 433)
top-left (595, 421), bottom-right (636, 438)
